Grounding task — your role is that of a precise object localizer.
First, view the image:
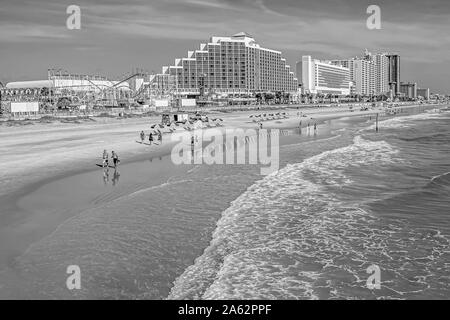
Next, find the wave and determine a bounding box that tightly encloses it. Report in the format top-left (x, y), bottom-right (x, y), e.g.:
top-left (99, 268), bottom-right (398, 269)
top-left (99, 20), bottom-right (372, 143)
top-left (429, 171), bottom-right (450, 190)
top-left (398, 132), bottom-right (450, 143)
top-left (167, 136), bottom-right (400, 300)
top-left (364, 112), bottom-right (450, 131)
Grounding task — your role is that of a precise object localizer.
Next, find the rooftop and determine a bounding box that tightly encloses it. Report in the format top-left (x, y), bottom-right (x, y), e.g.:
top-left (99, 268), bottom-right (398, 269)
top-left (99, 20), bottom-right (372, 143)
top-left (6, 80), bottom-right (53, 89)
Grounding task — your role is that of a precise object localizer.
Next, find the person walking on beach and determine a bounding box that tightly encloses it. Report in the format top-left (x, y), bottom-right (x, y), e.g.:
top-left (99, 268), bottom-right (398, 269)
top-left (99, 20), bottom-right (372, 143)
top-left (140, 131), bottom-right (145, 144)
top-left (111, 151), bottom-right (119, 169)
top-left (314, 123), bottom-right (317, 134)
top-left (191, 135), bottom-right (195, 149)
top-left (158, 131), bottom-right (163, 144)
top-left (149, 132), bottom-right (153, 145)
top-left (102, 149), bottom-right (109, 168)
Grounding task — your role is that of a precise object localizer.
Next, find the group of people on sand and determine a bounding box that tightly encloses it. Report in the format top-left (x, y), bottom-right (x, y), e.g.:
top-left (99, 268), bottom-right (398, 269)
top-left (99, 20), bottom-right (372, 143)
top-left (140, 130), bottom-right (162, 145)
top-left (102, 150), bottom-right (120, 169)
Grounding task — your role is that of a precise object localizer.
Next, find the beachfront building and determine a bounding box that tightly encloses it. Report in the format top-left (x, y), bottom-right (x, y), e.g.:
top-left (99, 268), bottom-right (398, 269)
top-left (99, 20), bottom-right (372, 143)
top-left (153, 32), bottom-right (298, 97)
top-left (417, 88), bottom-right (431, 100)
top-left (331, 50), bottom-right (394, 96)
top-left (400, 82), bottom-right (418, 100)
top-left (299, 56), bottom-right (351, 95)
top-left (374, 53), bottom-right (390, 94)
top-left (387, 54), bottom-right (401, 95)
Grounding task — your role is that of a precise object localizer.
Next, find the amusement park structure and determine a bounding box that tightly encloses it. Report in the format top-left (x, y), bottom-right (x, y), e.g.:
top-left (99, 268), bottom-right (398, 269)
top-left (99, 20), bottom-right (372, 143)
top-left (0, 68), bottom-right (168, 112)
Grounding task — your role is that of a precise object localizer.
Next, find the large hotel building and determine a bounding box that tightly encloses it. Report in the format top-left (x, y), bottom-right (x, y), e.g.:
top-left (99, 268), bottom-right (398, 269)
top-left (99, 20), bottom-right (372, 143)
top-left (153, 32), bottom-right (298, 95)
top-left (298, 56), bottom-right (351, 95)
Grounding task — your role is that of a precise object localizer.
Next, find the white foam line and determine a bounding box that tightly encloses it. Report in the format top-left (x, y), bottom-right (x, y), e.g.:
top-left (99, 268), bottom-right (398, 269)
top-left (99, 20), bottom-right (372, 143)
top-left (167, 135), bottom-right (399, 299)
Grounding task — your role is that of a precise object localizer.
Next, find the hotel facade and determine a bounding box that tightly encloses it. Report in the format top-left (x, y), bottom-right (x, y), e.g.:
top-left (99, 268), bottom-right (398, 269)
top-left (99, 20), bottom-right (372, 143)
top-left (298, 56), bottom-right (351, 95)
top-left (153, 32), bottom-right (298, 96)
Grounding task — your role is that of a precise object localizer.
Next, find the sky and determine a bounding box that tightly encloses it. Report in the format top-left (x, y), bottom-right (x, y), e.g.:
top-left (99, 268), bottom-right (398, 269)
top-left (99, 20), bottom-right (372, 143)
top-left (0, 0), bottom-right (449, 93)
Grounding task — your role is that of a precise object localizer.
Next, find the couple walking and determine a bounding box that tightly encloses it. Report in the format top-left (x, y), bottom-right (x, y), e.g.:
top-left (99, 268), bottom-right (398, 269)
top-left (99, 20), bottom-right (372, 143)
top-left (102, 150), bottom-right (120, 169)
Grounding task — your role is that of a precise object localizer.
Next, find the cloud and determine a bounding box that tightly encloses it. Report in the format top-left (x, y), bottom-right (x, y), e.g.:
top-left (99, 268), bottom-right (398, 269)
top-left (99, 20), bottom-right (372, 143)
top-left (0, 24), bottom-right (71, 42)
top-left (0, 0), bottom-right (449, 92)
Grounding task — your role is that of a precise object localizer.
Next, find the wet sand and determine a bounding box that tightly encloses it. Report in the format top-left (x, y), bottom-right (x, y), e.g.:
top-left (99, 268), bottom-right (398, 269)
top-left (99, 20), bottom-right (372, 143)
top-left (0, 103), bottom-right (438, 298)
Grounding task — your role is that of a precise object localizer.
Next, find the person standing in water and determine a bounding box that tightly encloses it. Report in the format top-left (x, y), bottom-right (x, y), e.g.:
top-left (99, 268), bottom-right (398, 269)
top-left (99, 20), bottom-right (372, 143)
top-left (140, 131), bottom-right (145, 144)
top-left (314, 123), bottom-right (317, 134)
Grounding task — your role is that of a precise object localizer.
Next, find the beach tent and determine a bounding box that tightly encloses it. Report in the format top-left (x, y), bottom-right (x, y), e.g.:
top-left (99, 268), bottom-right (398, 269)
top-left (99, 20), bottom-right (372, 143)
top-left (193, 120), bottom-right (204, 129)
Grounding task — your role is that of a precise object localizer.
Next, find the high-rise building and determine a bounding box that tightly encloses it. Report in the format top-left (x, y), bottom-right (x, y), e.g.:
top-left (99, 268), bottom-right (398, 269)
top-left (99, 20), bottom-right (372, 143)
top-left (331, 50), bottom-right (391, 96)
top-left (374, 53), bottom-right (390, 94)
top-left (387, 54), bottom-right (401, 95)
top-left (155, 32), bottom-right (298, 95)
top-left (354, 54), bottom-right (376, 95)
top-left (400, 82), bottom-right (418, 99)
top-left (300, 56), bottom-right (351, 95)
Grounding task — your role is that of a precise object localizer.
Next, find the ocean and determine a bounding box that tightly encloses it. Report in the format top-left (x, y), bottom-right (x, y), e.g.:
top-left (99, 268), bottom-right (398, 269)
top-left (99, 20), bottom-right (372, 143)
top-left (1, 108), bottom-right (449, 299)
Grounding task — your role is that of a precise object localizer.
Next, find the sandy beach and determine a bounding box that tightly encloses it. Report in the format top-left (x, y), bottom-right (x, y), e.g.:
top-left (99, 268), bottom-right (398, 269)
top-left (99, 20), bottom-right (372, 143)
top-left (0, 103), bottom-right (429, 197)
top-left (0, 103), bottom-right (444, 299)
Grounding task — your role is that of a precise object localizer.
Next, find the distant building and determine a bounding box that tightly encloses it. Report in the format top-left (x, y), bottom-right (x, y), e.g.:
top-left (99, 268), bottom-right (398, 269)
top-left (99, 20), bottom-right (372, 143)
top-left (374, 53), bottom-right (390, 94)
top-left (400, 82), bottom-right (418, 99)
top-left (331, 50), bottom-right (395, 96)
top-left (155, 32), bottom-right (298, 96)
top-left (300, 56), bottom-right (351, 95)
top-left (387, 54), bottom-right (401, 95)
top-left (417, 87), bottom-right (430, 100)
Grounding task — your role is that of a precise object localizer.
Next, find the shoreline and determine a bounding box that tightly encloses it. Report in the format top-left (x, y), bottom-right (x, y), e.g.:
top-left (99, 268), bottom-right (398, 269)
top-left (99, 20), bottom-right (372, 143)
top-left (0, 103), bottom-right (443, 239)
top-left (0, 103), bottom-right (443, 219)
top-left (0, 114), bottom-right (346, 299)
top-left (0, 103), bottom-right (446, 299)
